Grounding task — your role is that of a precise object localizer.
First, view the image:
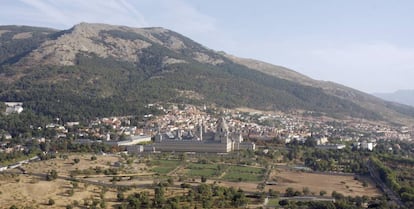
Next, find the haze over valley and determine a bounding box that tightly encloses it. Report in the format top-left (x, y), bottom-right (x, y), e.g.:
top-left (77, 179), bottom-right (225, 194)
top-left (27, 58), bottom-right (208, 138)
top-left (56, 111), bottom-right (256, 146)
top-left (374, 90), bottom-right (414, 107)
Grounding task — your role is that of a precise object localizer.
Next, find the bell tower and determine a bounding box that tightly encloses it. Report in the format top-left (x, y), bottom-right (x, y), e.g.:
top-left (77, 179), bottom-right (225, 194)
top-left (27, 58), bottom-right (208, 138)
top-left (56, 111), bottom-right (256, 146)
top-left (214, 117), bottom-right (229, 143)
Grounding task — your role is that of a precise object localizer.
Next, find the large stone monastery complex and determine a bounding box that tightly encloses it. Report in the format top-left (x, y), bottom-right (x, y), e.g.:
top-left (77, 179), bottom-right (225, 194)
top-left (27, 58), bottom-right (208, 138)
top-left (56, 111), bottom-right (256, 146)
top-left (145, 118), bottom-right (255, 153)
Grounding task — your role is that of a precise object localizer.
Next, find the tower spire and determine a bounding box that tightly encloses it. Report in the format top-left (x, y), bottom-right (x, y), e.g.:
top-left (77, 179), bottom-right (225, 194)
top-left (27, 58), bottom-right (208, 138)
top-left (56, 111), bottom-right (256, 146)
top-left (199, 119), bottom-right (203, 141)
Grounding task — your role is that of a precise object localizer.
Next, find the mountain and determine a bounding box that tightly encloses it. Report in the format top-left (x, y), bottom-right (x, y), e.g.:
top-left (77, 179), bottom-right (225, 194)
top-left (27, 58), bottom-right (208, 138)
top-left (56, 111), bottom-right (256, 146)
top-left (225, 55), bottom-right (414, 124)
top-left (0, 23), bottom-right (413, 123)
top-left (374, 90), bottom-right (414, 107)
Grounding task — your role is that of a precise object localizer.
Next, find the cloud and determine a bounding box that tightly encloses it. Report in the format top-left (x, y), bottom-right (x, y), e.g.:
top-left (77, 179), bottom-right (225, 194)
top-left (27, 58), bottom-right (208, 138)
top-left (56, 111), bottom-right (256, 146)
top-left (157, 0), bottom-right (217, 34)
top-left (11, 0), bottom-right (216, 34)
top-left (118, 0), bottom-right (148, 26)
top-left (7, 0), bottom-right (217, 45)
top-left (16, 0), bottom-right (148, 28)
top-left (19, 0), bottom-right (73, 27)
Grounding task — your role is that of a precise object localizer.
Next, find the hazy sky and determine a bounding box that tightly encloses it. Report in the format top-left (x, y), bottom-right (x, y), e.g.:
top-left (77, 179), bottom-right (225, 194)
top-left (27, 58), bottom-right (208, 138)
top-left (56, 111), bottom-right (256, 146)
top-left (1, 0), bottom-right (414, 93)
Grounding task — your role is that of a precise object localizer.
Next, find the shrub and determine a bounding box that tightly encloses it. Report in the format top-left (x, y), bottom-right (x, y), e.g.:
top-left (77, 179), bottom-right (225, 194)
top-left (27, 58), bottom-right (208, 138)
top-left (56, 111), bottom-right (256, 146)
top-left (48, 198), bottom-right (55, 205)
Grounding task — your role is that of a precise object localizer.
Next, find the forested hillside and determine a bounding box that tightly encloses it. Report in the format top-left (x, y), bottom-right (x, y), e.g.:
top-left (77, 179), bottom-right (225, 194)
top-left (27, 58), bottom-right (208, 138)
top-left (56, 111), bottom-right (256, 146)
top-left (0, 25), bottom-right (56, 65)
top-left (0, 23), bottom-right (412, 122)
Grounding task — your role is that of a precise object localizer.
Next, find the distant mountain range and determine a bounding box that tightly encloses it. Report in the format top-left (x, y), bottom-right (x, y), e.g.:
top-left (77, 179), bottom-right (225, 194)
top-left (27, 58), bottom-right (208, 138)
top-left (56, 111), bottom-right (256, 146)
top-left (374, 90), bottom-right (414, 107)
top-left (1, 23), bottom-right (414, 124)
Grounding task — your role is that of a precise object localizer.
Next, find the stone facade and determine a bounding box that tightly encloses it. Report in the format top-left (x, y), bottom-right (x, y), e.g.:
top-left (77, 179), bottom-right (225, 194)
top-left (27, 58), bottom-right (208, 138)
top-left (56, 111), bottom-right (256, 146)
top-left (145, 118), bottom-right (255, 153)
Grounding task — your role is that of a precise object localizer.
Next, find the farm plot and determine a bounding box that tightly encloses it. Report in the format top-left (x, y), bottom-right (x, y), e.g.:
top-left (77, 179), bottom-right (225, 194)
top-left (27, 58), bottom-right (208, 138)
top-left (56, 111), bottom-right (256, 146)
top-left (150, 160), bottom-right (181, 175)
top-left (185, 163), bottom-right (221, 177)
top-left (222, 165), bottom-right (266, 182)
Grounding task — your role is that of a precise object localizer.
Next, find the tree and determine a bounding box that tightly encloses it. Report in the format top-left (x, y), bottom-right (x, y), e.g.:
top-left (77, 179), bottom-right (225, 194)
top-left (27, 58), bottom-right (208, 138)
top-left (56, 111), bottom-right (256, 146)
top-left (197, 184), bottom-right (212, 201)
top-left (48, 198), bottom-right (55, 205)
top-left (181, 183), bottom-right (191, 188)
top-left (308, 201), bottom-right (336, 209)
top-left (201, 176), bottom-right (207, 183)
top-left (117, 192), bottom-right (125, 202)
top-left (320, 190), bottom-right (327, 196)
top-left (73, 158), bottom-right (80, 164)
top-left (331, 191), bottom-right (344, 200)
top-left (126, 158), bottom-right (133, 164)
top-left (71, 181), bottom-right (79, 188)
top-left (305, 137), bottom-right (317, 147)
top-left (154, 186), bottom-right (165, 207)
top-left (46, 169), bottom-right (58, 181)
top-left (68, 188), bottom-right (74, 196)
top-left (127, 195), bottom-right (141, 208)
top-left (179, 153), bottom-right (187, 162)
top-left (362, 180), bottom-right (368, 187)
top-left (232, 190), bottom-right (248, 207)
top-left (202, 198), bottom-right (213, 209)
top-left (279, 199), bottom-right (289, 206)
top-left (302, 187), bottom-right (311, 195)
top-left (167, 177), bottom-right (174, 186)
top-left (268, 189), bottom-right (279, 197)
top-left (91, 156), bottom-right (97, 161)
top-left (293, 190), bottom-right (302, 196)
top-left (100, 186), bottom-right (108, 199)
top-left (285, 187), bottom-right (295, 197)
top-left (137, 191), bottom-right (150, 207)
top-left (100, 200), bottom-right (106, 209)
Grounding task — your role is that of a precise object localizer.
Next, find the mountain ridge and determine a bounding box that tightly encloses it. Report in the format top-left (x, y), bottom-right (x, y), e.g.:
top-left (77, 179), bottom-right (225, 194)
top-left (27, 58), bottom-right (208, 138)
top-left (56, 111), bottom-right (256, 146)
top-left (374, 90), bottom-right (414, 107)
top-left (0, 23), bottom-right (413, 124)
top-left (225, 54), bottom-right (414, 124)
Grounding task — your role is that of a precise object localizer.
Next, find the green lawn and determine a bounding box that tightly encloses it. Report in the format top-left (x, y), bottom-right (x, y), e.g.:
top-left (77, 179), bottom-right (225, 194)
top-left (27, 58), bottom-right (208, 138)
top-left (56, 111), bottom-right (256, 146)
top-left (185, 163), bottom-right (222, 177)
top-left (267, 198), bottom-right (279, 207)
top-left (151, 160), bottom-right (181, 175)
top-left (222, 165), bottom-right (265, 182)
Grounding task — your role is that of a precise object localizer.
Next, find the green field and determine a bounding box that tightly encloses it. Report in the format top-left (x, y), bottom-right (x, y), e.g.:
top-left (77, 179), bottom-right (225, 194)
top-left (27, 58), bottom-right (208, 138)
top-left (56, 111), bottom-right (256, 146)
top-left (222, 165), bottom-right (265, 182)
top-left (149, 159), bottom-right (265, 182)
top-left (151, 160), bottom-right (181, 175)
top-left (185, 163), bottom-right (222, 177)
top-left (267, 198), bottom-right (279, 207)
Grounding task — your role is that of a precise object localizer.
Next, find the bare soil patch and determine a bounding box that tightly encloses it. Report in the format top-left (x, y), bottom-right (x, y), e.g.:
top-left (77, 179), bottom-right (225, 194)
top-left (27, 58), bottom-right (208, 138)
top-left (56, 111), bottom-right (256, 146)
top-left (0, 174), bottom-right (120, 209)
top-left (266, 169), bottom-right (381, 197)
top-left (213, 180), bottom-right (259, 193)
top-left (0, 154), bottom-right (123, 208)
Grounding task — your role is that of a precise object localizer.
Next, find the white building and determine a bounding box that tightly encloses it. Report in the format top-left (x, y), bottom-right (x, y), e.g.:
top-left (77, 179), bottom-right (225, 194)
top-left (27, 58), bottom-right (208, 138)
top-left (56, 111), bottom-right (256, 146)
top-left (316, 144), bottom-right (346, 150)
top-left (4, 102), bottom-right (23, 115)
top-left (104, 135), bottom-right (152, 146)
top-left (353, 141), bottom-right (375, 151)
top-left (361, 141), bottom-right (374, 151)
top-left (316, 137), bottom-right (329, 145)
top-left (127, 145), bottom-right (144, 154)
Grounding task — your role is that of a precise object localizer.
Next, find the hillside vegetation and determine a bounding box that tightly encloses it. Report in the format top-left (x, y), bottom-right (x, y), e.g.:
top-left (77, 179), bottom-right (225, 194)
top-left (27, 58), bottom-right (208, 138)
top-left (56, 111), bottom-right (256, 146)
top-left (0, 23), bottom-right (412, 122)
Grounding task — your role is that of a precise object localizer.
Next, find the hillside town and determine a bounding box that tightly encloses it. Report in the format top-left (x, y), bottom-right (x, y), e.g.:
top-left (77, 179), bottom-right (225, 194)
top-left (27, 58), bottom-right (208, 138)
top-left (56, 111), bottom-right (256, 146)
top-left (1, 103), bottom-right (412, 156)
top-left (1, 102), bottom-right (414, 209)
top-left (2, 102), bottom-right (414, 208)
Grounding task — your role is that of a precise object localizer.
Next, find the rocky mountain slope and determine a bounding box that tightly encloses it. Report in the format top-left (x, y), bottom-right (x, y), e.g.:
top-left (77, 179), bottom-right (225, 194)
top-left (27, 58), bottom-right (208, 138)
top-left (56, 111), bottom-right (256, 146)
top-left (227, 55), bottom-right (414, 124)
top-left (0, 23), bottom-right (413, 123)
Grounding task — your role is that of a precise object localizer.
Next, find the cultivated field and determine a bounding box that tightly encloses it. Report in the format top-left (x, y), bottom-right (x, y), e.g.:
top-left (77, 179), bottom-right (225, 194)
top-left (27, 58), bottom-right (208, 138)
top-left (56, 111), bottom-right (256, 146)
top-left (0, 153), bottom-right (384, 208)
top-left (266, 168), bottom-right (381, 197)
